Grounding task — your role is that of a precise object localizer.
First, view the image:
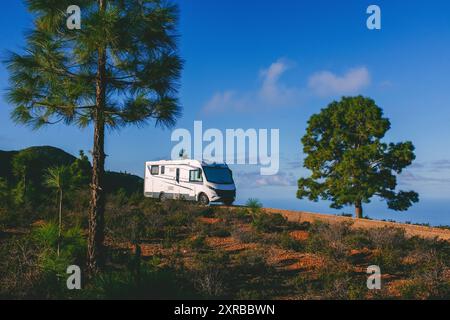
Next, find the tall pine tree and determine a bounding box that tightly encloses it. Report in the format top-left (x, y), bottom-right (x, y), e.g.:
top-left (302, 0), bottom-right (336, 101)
top-left (297, 96), bottom-right (419, 218)
top-left (4, 0), bottom-right (183, 273)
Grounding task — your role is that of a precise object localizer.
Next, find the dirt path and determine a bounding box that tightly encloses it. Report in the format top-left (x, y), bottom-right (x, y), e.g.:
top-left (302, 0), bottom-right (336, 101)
top-left (261, 207), bottom-right (450, 241)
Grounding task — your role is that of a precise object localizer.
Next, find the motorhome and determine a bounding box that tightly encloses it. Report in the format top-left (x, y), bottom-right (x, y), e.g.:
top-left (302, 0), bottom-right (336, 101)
top-left (144, 159), bottom-right (236, 205)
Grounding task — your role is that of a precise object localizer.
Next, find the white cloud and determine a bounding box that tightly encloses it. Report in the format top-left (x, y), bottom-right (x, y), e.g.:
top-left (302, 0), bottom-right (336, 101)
top-left (258, 59), bottom-right (297, 105)
top-left (203, 58), bottom-right (299, 114)
top-left (308, 67), bottom-right (370, 96)
top-left (203, 61), bottom-right (372, 114)
top-left (204, 91), bottom-right (237, 114)
top-left (235, 170), bottom-right (297, 188)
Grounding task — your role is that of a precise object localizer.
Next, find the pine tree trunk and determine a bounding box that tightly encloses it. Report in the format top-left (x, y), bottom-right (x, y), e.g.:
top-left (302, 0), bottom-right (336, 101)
top-left (88, 0), bottom-right (107, 275)
top-left (355, 200), bottom-right (363, 219)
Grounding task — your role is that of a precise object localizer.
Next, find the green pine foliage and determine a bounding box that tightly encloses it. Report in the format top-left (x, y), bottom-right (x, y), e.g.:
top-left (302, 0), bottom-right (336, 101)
top-left (4, 0), bottom-right (183, 130)
top-left (297, 96), bottom-right (419, 217)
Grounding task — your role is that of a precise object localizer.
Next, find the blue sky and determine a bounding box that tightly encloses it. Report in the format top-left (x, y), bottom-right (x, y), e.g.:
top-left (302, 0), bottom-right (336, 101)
top-left (1, 1), bottom-right (450, 222)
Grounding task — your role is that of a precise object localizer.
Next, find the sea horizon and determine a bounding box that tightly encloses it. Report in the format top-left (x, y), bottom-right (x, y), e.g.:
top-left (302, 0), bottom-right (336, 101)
top-left (235, 196), bottom-right (450, 227)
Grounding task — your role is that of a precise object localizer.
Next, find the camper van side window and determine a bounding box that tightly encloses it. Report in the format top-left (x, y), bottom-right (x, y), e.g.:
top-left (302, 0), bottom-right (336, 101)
top-left (189, 169), bottom-right (203, 182)
top-left (151, 165), bottom-right (159, 175)
top-left (161, 166), bottom-right (165, 175)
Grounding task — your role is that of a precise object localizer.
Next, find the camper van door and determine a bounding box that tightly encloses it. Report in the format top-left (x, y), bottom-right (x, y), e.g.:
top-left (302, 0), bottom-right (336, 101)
top-left (178, 167), bottom-right (193, 200)
top-left (174, 167), bottom-right (181, 199)
top-left (145, 165), bottom-right (151, 196)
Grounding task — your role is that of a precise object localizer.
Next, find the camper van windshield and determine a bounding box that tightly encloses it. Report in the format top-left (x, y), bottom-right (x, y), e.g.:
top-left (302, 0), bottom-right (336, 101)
top-left (202, 166), bottom-right (234, 184)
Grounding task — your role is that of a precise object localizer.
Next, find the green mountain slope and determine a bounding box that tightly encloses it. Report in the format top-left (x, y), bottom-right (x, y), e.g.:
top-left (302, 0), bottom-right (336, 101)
top-left (0, 146), bottom-right (143, 194)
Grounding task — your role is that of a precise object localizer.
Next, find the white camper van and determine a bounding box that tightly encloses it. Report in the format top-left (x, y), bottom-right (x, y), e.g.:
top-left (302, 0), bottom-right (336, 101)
top-left (144, 159), bottom-right (236, 205)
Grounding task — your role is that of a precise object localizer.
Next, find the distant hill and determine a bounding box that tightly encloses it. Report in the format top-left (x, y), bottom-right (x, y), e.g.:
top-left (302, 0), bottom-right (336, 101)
top-left (0, 150), bottom-right (17, 182)
top-left (0, 146), bottom-right (143, 194)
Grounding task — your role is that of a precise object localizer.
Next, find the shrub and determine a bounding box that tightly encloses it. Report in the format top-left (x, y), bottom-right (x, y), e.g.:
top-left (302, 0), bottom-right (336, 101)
top-left (0, 203), bottom-right (39, 228)
top-left (236, 289), bottom-right (265, 300)
top-left (366, 227), bottom-right (407, 251)
top-left (234, 250), bottom-right (270, 275)
top-left (90, 267), bottom-right (197, 299)
top-left (231, 228), bottom-right (260, 244)
top-left (193, 251), bottom-right (230, 298)
top-left (198, 206), bottom-right (215, 217)
top-left (205, 221), bottom-right (232, 238)
top-left (398, 281), bottom-right (428, 300)
top-left (0, 236), bottom-right (42, 298)
top-left (403, 249), bottom-right (450, 299)
top-left (232, 207), bottom-right (253, 223)
top-left (366, 227), bottom-right (409, 274)
top-left (291, 274), bottom-right (309, 293)
top-left (33, 223), bottom-right (59, 247)
top-left (163, 226), bottom-right (178, 247)
top-left (0, 178), bottom-right (9, 208)
top-left (184, 234), bottom-right (207, 250)
top-left (370, 248), bottom-right (404, 274)
top-left (345, 231), bottom-right (372, 250)
top-left (276, 231), bottom-right (303, 252)
top-left (252, 212), bottom-right (287, 233)
top-left (209, 226), bottom-right (231, 238)
top-left (33, 223), bottom-right (86, 277)
top-left (246, 198), bottom-right (263, 212)
top-left (306, 221), bottom-right (352, 261)
top-left (166, 211), bottom-right (195, 228)
top-left (0, 223), bottom-right (86, 299)
top-left (194, 267), bottom-right (226, 298)
top-left (314, 261), bottom-right (366, 300)
top-left (339, 213), bottom-right (353, 218)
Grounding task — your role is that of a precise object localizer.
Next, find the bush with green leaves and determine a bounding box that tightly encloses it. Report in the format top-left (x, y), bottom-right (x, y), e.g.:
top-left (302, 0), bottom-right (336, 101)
top-left (236, 288), bottom-right (265, 300)
top-left (276, 231), bottom-right (303, 252)
top-left (305, 221), bottom-right (353, 261)
top-left (0, 222), bottom-right (86, 299)
top-left (366, 227), bottom-right (409, 274)
top-left (225, 207), bottom-right (253, 223)
top-left (0, 203), bottom-right (41, 228)
top-left (0, 178), bottom-right (10, 208)
top-left (246, 198), bottom-right (263, 212)
top-left (204, 221), bottom-right (231, 238)
top-left (166, 211), bottom-right (196, 228)
top-left (184, 234), bottom-right (208, 250)
top-left (231, 227), bottom-right (260, 244)
top-left (163, 226), bottom-right (179, 247)
top-left (88, 267), bottom-right (197, 300)
top-left (344, 231), bottom-right (372, 250)
top-left (398, 281), bottom-right (429, 300)
top-left (33, 223), bottom-right (86, 277)
top-left (234, 249), bottom-right (270, 275)
top-left (193, 251), bottom-right (230, 298)
top-left (313, 260), bottom-right (367, 300)
top-left (0, 235), bottom-right (41, 298)
top-left (366, 227), bottom-right (407, 251)
top-left (251, 212), bottom-right (288, 233)
top-left (400, 248), bottom-right (450, 299)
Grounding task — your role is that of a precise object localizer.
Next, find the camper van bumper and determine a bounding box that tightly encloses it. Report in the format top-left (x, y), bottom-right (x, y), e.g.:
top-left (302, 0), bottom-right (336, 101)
top-left (209, 188), bottom-right (236, 202)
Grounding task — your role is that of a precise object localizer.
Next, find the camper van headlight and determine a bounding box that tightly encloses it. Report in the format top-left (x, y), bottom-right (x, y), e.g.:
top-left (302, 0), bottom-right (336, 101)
top-left (207, 186), bottom-right (219, 194)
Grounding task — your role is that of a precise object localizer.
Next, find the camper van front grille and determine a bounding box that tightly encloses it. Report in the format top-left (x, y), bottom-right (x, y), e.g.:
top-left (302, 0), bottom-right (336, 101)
top-left (214, 189), bottom-right (236, 198)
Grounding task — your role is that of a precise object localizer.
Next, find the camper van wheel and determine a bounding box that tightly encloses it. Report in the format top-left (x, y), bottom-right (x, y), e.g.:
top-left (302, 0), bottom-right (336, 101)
top-left (223, 199), bottom-right (234, 206)
top-left (198, 193), bottom-right (210, 206)
top-left (159, 192), bottom-right (168, 202)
